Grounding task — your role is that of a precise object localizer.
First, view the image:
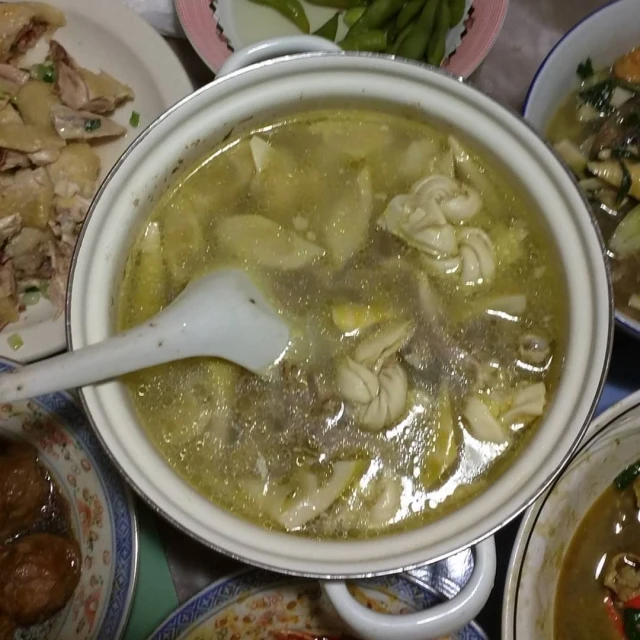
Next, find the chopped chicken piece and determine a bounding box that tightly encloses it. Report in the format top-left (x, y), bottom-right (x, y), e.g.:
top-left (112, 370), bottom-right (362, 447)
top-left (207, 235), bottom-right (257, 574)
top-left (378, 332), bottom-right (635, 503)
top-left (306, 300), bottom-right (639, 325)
top-left (50, 104), bottom-right (126, 140)
top-left (0, 167), bottom-right (53, 229)
top-left (0, 261), bottom-right (19, 329)
top-left (0, 2), bottom-right (66, 63)
top-left (0, 63), bottom-right (28, 86)
top-left (0, 121), bottom-right (65, 153)
top-left (47, 239), bottom-right (71, 314)
top-left (0, 103), bottom-right (22, 125)
top-left (15, 79), bottom-right (60, 133)
top-left (28, 147), bottom-right (60, 166)
top-left (0, 63), bottom-right (28, 109)
top-left (46, 142), bottom-right (99, 199)
top-left (0, 213), bottom-right (22, 244)
top-left (604, 553), bottom-right (640, 603)
top-left (49, 40), bottom-right (134, 113)
top-left (0, 148), bottom-right (29, 170)
top-left (5, 226), bottom-right (52, 279)
top-left (0, 103), bottom-right (60, 168)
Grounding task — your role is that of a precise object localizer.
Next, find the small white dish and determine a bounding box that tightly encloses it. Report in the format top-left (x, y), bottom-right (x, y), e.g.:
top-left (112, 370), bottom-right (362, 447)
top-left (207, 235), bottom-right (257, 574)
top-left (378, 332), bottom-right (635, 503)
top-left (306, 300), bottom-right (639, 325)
top-left (0, 0), bottom-right (194, 364)
top-left (502, 388), bottom-right (640, 640)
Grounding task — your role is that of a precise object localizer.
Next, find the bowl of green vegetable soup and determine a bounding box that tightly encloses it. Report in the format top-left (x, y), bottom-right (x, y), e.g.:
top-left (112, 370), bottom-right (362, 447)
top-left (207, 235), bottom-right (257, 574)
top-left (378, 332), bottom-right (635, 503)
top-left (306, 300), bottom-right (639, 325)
top-left (68, 38), bottom-right (611, 639)
top-left (524, 0), bottom-right (640, 339)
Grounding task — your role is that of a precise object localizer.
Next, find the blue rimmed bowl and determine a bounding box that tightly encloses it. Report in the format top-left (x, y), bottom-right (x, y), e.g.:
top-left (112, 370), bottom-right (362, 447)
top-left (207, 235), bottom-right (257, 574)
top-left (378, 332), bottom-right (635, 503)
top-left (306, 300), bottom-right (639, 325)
top-left (148, 568), bottom-right (487, 640)
top-left (0, 358), bottom-right (138, 640)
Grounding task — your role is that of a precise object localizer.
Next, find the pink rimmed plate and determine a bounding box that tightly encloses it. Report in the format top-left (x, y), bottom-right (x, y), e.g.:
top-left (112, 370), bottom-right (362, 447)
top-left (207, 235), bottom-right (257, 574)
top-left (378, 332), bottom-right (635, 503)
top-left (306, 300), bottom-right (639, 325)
top-left (175, 0), bottom-right (509, 78)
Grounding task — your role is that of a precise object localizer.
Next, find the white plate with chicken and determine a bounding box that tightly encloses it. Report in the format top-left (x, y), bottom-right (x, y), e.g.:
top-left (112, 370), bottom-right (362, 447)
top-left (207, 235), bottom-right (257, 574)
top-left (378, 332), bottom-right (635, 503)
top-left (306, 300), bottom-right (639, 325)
top-left (0, 0), bottom-right (194, 362)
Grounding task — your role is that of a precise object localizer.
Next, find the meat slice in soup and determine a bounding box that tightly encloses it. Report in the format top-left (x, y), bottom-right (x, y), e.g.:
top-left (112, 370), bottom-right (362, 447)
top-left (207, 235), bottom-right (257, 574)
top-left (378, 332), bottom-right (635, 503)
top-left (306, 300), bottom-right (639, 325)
top-left (118, 109), bottom-right (567, 539)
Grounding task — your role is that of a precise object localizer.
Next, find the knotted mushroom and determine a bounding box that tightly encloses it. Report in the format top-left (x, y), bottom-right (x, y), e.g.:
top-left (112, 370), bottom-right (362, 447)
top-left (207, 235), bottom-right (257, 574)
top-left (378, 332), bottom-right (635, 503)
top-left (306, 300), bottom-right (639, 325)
top-left (337, 320), bottom-right (414, 431)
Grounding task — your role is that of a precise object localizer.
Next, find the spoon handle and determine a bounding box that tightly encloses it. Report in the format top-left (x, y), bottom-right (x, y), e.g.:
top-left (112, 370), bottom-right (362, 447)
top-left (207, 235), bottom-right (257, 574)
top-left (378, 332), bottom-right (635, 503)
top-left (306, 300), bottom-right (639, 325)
top-left (0, 322), bottom-right (184, 402)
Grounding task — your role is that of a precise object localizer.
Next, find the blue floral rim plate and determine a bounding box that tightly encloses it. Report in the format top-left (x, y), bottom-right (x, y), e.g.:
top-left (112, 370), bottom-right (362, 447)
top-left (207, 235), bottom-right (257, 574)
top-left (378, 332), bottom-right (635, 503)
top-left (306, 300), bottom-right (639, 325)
top-left (0, 358), bottom-right (138, 640)
top-left (148, 567), bottom-right (487, 640)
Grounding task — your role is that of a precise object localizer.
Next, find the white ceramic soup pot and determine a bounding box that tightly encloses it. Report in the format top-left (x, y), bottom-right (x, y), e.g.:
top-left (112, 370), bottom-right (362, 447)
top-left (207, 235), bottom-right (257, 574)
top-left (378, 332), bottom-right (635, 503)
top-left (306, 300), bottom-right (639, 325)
top-left (68, 37), bottom-right (612, 640)
top-left (502, 389), bottom-right (640, 640)
top-left (523, 0), bottom-right (640, 338)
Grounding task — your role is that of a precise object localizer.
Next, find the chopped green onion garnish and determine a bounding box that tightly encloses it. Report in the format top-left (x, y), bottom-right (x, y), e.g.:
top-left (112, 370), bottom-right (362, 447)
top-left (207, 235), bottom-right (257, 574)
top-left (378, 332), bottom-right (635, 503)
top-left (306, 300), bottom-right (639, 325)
top-left (33, 62), bottom-right (56, 83)
top-left (129, 111), bottom-right (140, 127)
top-left (22, 290), bottom-right (40, 307)
top-left (84, 118), bottom-right (102, 132)
top-left (614, 459), bottom-right (640, 489)
top-left (577, 58), bottom-right (594, 80)
top-left (7, 333), bottom-right (23, 351)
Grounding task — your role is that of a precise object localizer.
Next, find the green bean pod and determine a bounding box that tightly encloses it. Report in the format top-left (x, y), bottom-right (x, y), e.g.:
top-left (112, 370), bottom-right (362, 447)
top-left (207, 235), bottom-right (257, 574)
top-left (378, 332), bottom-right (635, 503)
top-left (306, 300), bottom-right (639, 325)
top-left (341, 29), bottom-right (388, 51)
top-left (395, 0), bottom-right (440, 61)
top-left (390, 22), bottom-right (413, 53)
top-left (347, 0), bottom-right (406, 35)
top-left (306, 0), bottom-right (367, 7)
top-left (344, 6), bottom-right (367, 27)
top-left (426, 0), bottom-right (449, 66)
top-left (448, 0), bottom-right (465, 26)
top-left (247, 0), bottom-right (310, 33)
top-left (396, 0), bottom-right (427, 32)
top-left (314, 12), bottom-right (340, 40)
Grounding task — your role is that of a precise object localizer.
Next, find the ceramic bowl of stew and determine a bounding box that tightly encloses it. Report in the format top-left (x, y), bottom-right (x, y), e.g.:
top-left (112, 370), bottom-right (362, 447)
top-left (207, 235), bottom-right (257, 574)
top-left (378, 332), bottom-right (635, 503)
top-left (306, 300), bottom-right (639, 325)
top-left (503, 389), bottom-right (640, 640)
top-left (523, 0), bottom-right (640, 339)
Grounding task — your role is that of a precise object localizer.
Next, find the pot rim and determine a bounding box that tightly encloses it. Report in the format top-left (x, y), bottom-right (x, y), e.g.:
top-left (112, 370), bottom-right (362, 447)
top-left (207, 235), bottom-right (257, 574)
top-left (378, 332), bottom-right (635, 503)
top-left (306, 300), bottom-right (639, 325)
top-left (67, 50), bottom-right (614, 578)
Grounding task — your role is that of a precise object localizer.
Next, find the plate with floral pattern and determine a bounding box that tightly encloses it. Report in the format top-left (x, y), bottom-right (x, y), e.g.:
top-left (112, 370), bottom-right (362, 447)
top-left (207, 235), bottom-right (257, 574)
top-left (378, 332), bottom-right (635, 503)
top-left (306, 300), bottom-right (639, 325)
top-left (148, 567), bottom-right (487, 640)
top-left (0, 358), bottom-right (138, 640)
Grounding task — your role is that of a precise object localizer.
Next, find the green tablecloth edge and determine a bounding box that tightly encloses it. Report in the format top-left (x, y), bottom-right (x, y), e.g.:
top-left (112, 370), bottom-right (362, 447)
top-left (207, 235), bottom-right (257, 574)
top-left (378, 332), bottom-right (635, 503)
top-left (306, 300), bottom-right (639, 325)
top-left (123, 499), bottom-right (179, 640)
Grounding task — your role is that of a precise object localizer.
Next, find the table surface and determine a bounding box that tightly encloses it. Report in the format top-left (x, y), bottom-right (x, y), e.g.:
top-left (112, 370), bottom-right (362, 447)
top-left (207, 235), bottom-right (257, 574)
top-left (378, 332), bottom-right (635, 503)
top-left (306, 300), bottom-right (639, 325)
top-left (155, 1), bottom-right (640, 637)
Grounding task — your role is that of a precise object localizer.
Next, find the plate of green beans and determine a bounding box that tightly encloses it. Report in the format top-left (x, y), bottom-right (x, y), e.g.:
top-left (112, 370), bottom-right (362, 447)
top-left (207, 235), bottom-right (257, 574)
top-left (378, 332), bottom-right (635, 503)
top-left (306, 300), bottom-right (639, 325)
top-left (176, 0), bottom-right (508, 77)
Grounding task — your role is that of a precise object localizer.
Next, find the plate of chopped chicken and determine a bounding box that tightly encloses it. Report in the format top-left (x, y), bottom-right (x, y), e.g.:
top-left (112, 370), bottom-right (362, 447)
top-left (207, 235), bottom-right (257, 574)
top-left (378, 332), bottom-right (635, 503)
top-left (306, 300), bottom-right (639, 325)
top-left (0, 0), bottom-right (194, 362)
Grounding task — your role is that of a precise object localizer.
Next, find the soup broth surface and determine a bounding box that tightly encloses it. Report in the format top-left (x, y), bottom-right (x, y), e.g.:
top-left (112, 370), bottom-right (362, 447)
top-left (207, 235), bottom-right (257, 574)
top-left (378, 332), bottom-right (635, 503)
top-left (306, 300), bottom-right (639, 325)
top-left (555, 474), bottom-right (640, 639)
top-left (119, 109), bottom-right (566, 538)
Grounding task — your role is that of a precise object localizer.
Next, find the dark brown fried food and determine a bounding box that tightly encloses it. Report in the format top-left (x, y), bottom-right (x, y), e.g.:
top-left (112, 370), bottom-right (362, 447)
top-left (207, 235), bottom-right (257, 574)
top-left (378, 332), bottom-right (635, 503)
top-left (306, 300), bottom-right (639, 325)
top-left (0, 533), bottom-right (81, 625)
top-left (0, 614), bottom-right (14, 640)
top-left (0, 440), bottom-right (49, 540)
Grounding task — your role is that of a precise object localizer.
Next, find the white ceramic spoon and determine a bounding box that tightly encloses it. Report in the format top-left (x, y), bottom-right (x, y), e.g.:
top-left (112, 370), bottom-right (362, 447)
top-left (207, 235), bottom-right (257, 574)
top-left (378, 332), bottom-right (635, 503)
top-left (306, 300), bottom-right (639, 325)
top-left (0, 269), bottom-right (290, 402)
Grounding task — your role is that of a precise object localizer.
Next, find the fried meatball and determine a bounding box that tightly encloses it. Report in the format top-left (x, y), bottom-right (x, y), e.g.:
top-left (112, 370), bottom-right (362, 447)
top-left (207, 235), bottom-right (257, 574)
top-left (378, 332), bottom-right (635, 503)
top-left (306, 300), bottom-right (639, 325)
top-left (0, 533), bottom-right (81, 625)
top-left (0, 440), bottom-right (49, 540)
top-left (0, 615), bottom-right (14, 640)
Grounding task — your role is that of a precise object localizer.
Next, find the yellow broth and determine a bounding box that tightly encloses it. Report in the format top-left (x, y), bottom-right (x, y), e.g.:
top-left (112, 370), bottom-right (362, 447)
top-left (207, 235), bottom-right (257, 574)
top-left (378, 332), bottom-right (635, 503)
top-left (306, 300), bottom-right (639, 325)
top-left (118, 109), bottom-right (567, 538)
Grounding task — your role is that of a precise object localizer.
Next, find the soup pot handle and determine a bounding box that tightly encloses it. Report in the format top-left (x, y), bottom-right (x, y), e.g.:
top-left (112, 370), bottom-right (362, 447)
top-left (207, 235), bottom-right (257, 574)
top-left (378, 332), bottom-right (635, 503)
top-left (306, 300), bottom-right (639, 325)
top-left (218, 35), bottom-right (342, 77)
top-left (321, 537), bottom-right (496, 640)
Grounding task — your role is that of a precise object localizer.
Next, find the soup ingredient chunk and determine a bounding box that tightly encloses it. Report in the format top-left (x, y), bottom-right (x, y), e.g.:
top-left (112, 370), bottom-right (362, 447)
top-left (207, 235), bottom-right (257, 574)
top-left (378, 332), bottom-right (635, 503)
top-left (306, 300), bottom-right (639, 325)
top-left (0, 533), bottom-right (81, 624)
top-left (0, 440), bottom-right (48, 540)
